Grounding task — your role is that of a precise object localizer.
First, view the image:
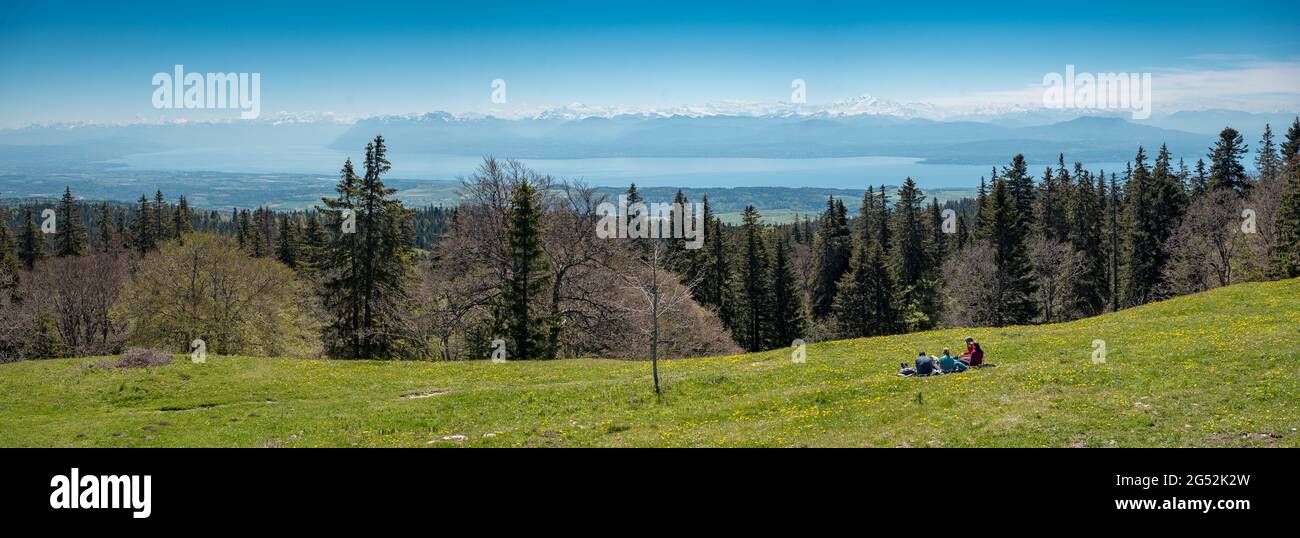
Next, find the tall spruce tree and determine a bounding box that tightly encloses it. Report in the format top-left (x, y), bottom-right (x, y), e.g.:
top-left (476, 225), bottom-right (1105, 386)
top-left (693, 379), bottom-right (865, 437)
top-left (1282, 117), bottom-right (1300, 165)
top-left (277, 214), bottom-right (300, 269)
top-left (1208, 127), bottom-right (1249, 194)
top-left (94, 202), bottom-right (120, 253)
top-left (809, 196), bottom-right (850, 319)
top-left (319, 136), bottom-right (414, 359)
top-left (1274, 118), bottom-right (1300, 277)
top-left (18, 207), bottom-right (46, 269)
top-left (1192, 158), bottom-right (1209, 196)
top-left (237, 209), bottom-right (252, 251)
top-left (1003, 154), bottom-right (1036, 229)
top-left (974, 174), bottom-right (991, 234)
top-left (1107, 172), bottom-right (1122, 312)
top-left (1152, 144), bottom-right (1189, 280)
top-left (890, 178), bottom-right (929, 288)
top-left (153, 190), bottom-right (172, 242)
top-left (832, 196), bottom-right (896, 338)
top-left (927, 198), bottom-right (946, 265)
top-left (497, 177), bottom-right (555, 360)
top-left (53, 187), bottom-right (87, 257)
top-left (132, 195), bottom-right (156, 255)
top-left (890, 178), bottom-right (938, 328)
top-left (768, 234), bottom-right (806, 348)
top-left (1034, 155), bottom-right (1071, 241)
top-left (1256, 123), bottom-right (1281, 184)
top-left (173, 196), bottom-right (194, 238)
top-left (1121, 147), bottom-right (1163, 307)
top-left (734, 205), bottom-right (771, 352)
top-left (300, 212), bottom-right (330, 272)
top-left (705, 209), bottom-right (735, 329)
top-left (981, 177), bottom-right (1038, 325)
top-left (1068, 168), bottom-right (1107, 317)
top-left (689, 196), bottom-right (724, 308)
top-left (0, 221), bottom-right (19, 293)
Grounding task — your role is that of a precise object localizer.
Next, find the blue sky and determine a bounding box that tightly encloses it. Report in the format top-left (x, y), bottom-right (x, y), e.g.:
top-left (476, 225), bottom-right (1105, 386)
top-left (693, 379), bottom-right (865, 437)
top-left (1, 0), bottom-right (1298, 126)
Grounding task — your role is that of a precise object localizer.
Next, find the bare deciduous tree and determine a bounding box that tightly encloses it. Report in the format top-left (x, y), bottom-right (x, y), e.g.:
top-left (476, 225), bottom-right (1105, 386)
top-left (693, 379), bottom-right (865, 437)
top-left (20, 253), bottom-right (130, 357)
top-left (941, 241), bottom-right (999, 328)
top-left (1028, 236), bottom-right (1084, 324)
top-left (613, 241), bottom-right (702, 395)
top-left (1161, 189), bottom-right (1250, 295)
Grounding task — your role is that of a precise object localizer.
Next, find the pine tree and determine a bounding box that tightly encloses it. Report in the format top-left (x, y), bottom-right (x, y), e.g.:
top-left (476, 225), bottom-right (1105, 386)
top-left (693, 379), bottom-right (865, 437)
top-left (1034, 155), bottom-right (1071, 241)
top-left (496, 177), bottom-right (555, 360)
top-left (1152, 144), bottom-right (1188, 259)
top-left (704, 209), bottom-right (735, 330)
top-left (1068, 169), bottom-right (1107, 317)
top-left (809, 196), bottom-right (850, 319)
top-left (1256, 123), bottom-right (1282, 184)
top-left (665, 189), bottom-right (690, 271)
top-left (250, 208), bottom-right (270, 257)
top-left (18, 207), bottom-right (46, 270)
top-left (927, 197), bottom-right (946, 265)
top-left (890, 178), bottom-right (938, 328)
top-left (301, 212), bottom-right (330, 272)
top-left (625, 183), bottom-right (644, 247)
top-left (768, 234), bottom-right (806, 348)
top-left (173, 196), bottom-right (194, 238)
top-left (954, 209), bottom-right (969, 249)
top-left (1274, 118), bottom-right (1300, 277)
top-left (890, 178), bottom-right (929, 288)
top-left (0, 221), bottom-right (19, 293)
top-left (858, 187), bottom-right (878, 247)
top-left (233, 208), bottom-right (246, 248)
top-left (277, 214), bottom-right (300, 269)
top-left (974, 174), bottom-right (991, 235)
top-left (319, 136), bottom-right (415, 359)
top-left (132, 195), bottom-right (156, 256)
top-left (734, 205), bottom-right (771, 352)
top-left (1107, 172), bottom-right (1122, 312)
top-left (1208, 127), bottom-right (1249, 194)
top-left (1281, 117), bottom-right (1300, 165)
top-left (153, 190), bottom-right (172, 242)
top-left (53, 186), bottom-right (87, 257)
top-left (1003, 154), bottom-right (1036, 229)
top-left (1121, 147), bottom-right (1163, 307)
top-left (94, 202), bottom-right (120, 253)
top-left (1177, 157), bottom-right (1191, 193)
top-left (877, 184), bottom-right (892, 254)
top-left (832, 199), bottom-right (896, 339)
top-left (1192, 158), bottom-right (1209, 196)
top-left (983, 177), bottom-right (1038, 325)
top-left (237, 209), bottom-right (252, 251)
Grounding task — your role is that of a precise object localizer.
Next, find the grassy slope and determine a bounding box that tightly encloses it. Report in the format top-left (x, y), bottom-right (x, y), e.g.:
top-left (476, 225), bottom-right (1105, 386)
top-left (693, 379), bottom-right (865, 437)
top-left (2, 279), bottom-right (1297, 448)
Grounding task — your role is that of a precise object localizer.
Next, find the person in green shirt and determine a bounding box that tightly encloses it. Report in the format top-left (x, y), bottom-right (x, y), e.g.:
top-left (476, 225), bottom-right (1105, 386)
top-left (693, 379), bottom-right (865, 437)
top-left (938, 348), bottom-right (967, 373)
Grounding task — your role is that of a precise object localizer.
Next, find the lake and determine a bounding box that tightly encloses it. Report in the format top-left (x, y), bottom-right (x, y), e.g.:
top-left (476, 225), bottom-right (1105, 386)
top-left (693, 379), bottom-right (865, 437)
top-left (110, 147), bottom-right (1130, 191)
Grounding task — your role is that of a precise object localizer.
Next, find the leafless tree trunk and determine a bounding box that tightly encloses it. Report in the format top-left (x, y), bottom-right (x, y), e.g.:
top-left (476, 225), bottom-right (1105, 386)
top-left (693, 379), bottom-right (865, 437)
top-left (614, 241), bottom-right (700, 395)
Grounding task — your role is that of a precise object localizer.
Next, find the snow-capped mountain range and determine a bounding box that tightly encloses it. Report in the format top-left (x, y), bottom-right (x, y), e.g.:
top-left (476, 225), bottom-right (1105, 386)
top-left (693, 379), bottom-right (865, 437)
top-left (9, 93), bottom-right (1296, 131)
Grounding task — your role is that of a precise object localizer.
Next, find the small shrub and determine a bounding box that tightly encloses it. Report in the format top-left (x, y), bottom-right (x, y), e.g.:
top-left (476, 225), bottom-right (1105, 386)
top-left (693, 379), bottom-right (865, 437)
top-left (113, 348), bottom-right (173, 369)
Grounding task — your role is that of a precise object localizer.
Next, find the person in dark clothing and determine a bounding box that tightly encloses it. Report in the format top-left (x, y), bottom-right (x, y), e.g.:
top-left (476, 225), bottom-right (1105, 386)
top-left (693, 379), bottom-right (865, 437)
top-left (914, 351), bottom-right (940, 376)
top-left (958, 336), bottom-right (985, 367)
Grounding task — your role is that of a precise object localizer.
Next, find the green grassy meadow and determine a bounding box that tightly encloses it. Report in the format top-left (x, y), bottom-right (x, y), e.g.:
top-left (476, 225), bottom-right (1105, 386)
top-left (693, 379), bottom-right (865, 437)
top-left (2, 278), bottom-right (1297, 447)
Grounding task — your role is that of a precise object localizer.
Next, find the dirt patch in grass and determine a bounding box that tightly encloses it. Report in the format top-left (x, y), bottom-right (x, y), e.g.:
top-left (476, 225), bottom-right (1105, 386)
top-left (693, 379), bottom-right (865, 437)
top-left (1205, 431), bottom-right (1284, 447)
top-left (401, 389), bottom-right (451, 399)
top-left (159, 403), bottom-right (219, 412)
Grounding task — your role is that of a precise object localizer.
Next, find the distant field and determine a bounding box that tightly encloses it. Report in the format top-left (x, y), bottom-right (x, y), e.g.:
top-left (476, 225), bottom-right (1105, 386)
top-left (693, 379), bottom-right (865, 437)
top-left (2, 278), bottom-right (1296, 448)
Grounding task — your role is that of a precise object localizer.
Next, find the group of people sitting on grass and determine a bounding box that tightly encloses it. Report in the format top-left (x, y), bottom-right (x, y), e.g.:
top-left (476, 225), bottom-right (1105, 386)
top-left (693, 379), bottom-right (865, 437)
top-left (899, 337), bottom-right (991, 377)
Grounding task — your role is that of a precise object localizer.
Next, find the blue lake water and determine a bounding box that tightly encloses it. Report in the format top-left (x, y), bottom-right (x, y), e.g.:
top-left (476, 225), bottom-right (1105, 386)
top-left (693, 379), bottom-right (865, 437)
top-left (110, 146), bottom-right (1129, 191)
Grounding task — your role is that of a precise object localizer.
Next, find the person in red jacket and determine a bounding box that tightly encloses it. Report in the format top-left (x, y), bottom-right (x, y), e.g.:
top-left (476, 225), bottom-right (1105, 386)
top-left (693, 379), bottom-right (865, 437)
top-left (958, 336), bottom-right (985, 367)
